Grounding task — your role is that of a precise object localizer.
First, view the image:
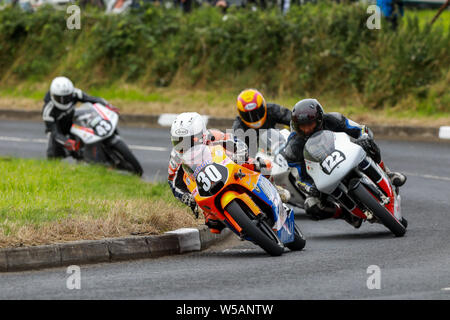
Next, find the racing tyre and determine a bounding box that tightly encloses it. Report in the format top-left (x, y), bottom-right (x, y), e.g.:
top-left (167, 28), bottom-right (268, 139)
top-left (286, 224), bottom-right (306, 251)
top-left (225, 200), bottom-right (284, 256)
top-left (351, 183), bottom-right (406, 237)
top-left (109, 139), bottom-right (143, 177)
top-left (400, 217), bottom-right (408, 228)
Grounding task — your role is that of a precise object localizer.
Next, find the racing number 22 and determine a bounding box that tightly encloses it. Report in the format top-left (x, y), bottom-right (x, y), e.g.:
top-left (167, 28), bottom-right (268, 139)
top-left (321, 151), bottom-right (345, 174)
top-left (197, 165), bottom-right (222, 192)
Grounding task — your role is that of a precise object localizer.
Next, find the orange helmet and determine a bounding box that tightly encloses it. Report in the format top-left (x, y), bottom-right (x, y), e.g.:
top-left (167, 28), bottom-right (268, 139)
top-left (236, 89), bottom-right (267, 129)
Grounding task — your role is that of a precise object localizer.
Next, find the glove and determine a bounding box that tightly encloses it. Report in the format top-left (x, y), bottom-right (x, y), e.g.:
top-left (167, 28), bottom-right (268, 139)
top-left (181, 193), bottom-right (196, 208)
top-left (355, 133), bottom-right (371, 150)
top-left (181, 193), bottom-right (199, 218)
top-left (105, 104), bottom-right (120, 114)
top-left (254, 157), bottom-right (271, 172)
top-left (231, 140), bottom-right (249, 164)
top-left (64, 139), bottom-right (80, 152)
top-left (190, 205), bottom-right (200, 219)
top-left (356, 134), bottom-right (381, 163)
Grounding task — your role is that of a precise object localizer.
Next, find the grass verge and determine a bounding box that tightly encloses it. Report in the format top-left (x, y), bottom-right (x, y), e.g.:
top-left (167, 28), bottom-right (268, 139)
top-left (1, 85), bottom-right (448, 127)
top-left (0, 157), bottom-right (200, 248)
top-left (0, 4), bottom-right (449, 121)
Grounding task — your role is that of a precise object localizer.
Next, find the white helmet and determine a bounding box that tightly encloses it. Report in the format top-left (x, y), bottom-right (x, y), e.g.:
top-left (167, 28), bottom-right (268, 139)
top-left (170, 112), bottom-right (207, 154)
top-left (50, 76), bottom-right (74, 110)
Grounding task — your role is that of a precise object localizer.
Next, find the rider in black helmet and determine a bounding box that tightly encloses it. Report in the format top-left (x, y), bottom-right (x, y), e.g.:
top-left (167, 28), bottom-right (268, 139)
top-left (281, 98), bottom-right (406, 227)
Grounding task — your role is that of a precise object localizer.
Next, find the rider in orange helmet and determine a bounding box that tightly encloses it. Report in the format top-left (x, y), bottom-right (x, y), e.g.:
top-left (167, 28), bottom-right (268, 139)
top-left (233, 89), bottom-right (291, 140)
top-left (233, 89), bottom-right (292, 202)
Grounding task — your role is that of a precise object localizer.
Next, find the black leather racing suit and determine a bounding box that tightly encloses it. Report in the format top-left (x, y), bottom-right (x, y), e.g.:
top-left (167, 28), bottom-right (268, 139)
top-left (280, 112), bottom-right (380, 220)
top-left (42, 89), bottom-right (107, 158)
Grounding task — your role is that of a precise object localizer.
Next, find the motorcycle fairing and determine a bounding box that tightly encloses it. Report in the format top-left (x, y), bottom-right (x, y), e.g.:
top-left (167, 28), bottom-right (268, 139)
top-left (252, 175), bottom-right (294, 244)
top-left (305, 132), bottom-right (366, 194)
top-left (71, 103), bottom-right (119, 145)
top-left (183, 144), bottom-right (295, 244)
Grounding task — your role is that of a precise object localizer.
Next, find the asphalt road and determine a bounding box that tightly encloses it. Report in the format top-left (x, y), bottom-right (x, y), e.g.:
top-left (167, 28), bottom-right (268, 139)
top-left (0, 119), bottom-right (449, 299)
top-left (0, 119), bottom-right (172, 182)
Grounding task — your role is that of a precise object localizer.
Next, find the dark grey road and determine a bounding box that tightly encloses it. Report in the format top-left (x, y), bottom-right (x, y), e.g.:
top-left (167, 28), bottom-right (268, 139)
top-left (0, 119), bottom-right (449, 299)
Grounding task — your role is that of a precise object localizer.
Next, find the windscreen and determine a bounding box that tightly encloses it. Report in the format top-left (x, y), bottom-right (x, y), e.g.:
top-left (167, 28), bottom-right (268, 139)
top-left (258, 129), bottom-right (287, 156)
top-left (181, 144), bottom-right (214, 176)
top-left (73, 103), bottom-right (99, 127)
top-left (303, 130), bottom-right (336, 162)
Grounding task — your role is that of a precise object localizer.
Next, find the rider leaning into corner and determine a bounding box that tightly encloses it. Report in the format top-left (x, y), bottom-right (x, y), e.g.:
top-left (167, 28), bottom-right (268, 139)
top-left (168, 112), bottom-right (274, 234)
top-left (42, 76), bottom-right (115, 159)
top-left (280, 98), bottom-right (407, 228)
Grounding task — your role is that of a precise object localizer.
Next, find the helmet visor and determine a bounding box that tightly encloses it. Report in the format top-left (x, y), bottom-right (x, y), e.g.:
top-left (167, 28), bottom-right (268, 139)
top-left (298, 121), bottom-right (317, 134)
top-left (52, 94), bottom-right (73, 105)
top-left (238, 104), bottom-right (266, 124)
top-left (171, 132), bottom-right (203, 154)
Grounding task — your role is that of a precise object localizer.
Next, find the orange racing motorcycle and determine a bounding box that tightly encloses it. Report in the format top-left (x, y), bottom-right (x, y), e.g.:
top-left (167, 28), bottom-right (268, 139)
top-left (182, 144), bottom-right (306, 256)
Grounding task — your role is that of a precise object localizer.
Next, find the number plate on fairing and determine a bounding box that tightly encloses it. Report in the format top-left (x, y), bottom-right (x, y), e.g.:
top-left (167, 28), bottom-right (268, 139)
top-left (93, 119), bottom-right (113, 137)
top-left (196, 163), bottom-right (228, 197)
top-left (320, 150), bottom-right (346, 175)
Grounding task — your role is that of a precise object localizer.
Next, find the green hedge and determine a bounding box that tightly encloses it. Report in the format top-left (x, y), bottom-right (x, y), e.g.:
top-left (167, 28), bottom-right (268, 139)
top-left (0, 2), bottom-right (449, 110)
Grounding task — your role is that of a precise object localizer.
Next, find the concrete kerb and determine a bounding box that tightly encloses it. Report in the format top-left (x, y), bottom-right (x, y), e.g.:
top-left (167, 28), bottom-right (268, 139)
top-left (0, 109), bottom-right (447, 141)
top-left (0, 225), bottom-right (231, 272)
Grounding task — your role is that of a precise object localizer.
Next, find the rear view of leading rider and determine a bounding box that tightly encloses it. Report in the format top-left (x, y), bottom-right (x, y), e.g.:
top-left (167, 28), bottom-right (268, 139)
top-left (42, 76), bottom-right (112, 159)
top-left (280, 99), bottom-right (407, 227)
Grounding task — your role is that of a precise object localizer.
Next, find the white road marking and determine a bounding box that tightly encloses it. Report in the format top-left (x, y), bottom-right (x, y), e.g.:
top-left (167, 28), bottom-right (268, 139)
top-left (441, 287), bottom-right (450, 291)
top-left (0, 135), bottom-right (167, 152)
top-left (0, 136), bottom-right (47, 143)
top-left (129, 145), bottom-right (167, 152)
top-left (404, 172), bottom-right (450, 182)
top-left (439, 126), bottom-right (450, 140)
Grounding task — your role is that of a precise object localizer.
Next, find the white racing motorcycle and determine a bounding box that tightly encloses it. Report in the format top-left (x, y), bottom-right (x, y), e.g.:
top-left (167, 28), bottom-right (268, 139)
top-left (255, 129), bottom-right (306, 212)
top-left (69, 102), bottom-right (143, 176)
top-left (304, 130), bottom-right (407, 237)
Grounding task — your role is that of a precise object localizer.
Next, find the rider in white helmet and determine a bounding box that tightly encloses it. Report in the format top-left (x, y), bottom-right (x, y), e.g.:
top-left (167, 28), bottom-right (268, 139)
top-left (170, 112), bottom-right (208, 156)
top-left (168, 112), bottom-right (267, 234)
top-left (42, 76), bottom-right (113, 158)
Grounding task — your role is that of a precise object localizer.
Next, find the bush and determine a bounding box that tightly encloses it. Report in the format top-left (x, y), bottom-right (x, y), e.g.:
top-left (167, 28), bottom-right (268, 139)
top-left (0, 2), bottom-right (448, 111)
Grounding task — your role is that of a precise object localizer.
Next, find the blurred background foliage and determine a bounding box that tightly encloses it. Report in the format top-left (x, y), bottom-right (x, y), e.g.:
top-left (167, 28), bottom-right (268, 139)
top-left (0, 1), bottom-right (449, 114)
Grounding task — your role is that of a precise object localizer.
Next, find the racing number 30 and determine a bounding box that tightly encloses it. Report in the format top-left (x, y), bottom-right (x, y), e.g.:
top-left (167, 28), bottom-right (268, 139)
top-left (197, 165), bottom-right (222, 192)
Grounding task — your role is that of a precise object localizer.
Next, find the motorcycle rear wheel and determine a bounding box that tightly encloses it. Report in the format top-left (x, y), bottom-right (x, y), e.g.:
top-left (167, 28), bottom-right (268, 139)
top-left (351, 183), bottom-right (406, 237)
top-left (225, 200), bottom-right (284, 256)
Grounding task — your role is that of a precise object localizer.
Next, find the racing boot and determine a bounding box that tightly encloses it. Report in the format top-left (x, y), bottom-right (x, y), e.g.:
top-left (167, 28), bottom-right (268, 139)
top-left (387, 172), bottom-right (407, 187)
top-left (305, 197), bottom-right (361, 228)
top-left (383, 163), bottom-right (407, 187)
top-left (334, 206), bottom-right (363, 229)
top-left (275, 185), bottom-right (291, 203)
top-left (305, 197), bottom-right (339, 220)
top-left (205, 218), bottom-right (226, 234)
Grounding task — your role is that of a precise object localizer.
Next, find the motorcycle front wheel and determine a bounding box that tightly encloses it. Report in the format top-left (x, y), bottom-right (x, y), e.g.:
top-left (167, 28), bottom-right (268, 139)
top-left (107, 139), bottom-right (143, 177)
top-left (351, 183), bottom-right (406, 237)
top-left (285, 224), bottom-right (306, 251)
top-left (225, 200), bottom-right (284, 256)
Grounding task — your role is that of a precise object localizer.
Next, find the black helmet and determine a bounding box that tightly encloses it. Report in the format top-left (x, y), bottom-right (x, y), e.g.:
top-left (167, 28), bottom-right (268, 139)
top-left (290, 99), bottom-right (324, 138)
